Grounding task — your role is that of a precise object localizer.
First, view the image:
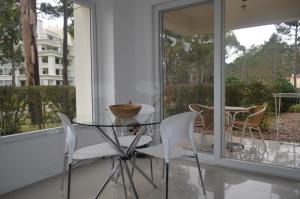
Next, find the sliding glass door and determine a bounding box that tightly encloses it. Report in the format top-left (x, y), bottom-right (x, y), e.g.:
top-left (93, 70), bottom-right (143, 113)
top-left (161, 1), bottom-right (215, 154)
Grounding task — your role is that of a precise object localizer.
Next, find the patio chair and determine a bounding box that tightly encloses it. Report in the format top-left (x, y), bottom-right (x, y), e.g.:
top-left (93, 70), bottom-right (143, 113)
top-left (136, 112), bottom-right (206, 199)
top-left (232, 105), bottom-right (267, 149)
top-left (189, 103), bottom-right (211, 132)
top-left (59, 113), bottom-right (120, 199)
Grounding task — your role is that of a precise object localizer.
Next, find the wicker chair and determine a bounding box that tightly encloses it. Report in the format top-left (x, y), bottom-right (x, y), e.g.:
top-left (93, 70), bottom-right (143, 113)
top-left (233, 105), bottom-right (267, 149)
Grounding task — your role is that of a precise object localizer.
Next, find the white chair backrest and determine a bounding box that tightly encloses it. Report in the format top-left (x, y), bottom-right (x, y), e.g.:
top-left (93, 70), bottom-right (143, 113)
top-left (59, 113), bottom-right (76, 165)
top-left (138, 103), bottom-right (155, 114)
top-left (160, 112), bottom-right (198, 163)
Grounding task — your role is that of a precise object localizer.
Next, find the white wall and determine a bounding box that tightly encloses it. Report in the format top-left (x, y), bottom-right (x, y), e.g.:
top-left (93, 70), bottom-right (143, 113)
top-left (112, 0), bottom-right (170, 106)
top-left (0, 126), bottom-right (104, 195)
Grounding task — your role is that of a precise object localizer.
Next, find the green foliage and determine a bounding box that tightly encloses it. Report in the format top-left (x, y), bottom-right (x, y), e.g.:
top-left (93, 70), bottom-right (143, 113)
top-left (288, 104), bottom-right (300, 113)
top-left (0, 86), bottom-right (76, 136)
top-left (0, 86), bottom-right (27, 135)
top-left (164, 78), bottom-right (297, 116)
top-left (0, 0), bottom-right (22, 86)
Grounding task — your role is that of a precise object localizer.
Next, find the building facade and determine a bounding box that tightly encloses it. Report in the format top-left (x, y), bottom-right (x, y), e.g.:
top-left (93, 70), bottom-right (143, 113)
top-left (0, 20), bottom-right (75, 86)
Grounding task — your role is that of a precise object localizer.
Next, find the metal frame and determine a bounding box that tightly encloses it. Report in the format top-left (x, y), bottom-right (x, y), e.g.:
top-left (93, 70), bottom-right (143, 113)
top-left (92, 124), bottom-right (156, 199)
top-left (153, 0), bottom-right (300, 181)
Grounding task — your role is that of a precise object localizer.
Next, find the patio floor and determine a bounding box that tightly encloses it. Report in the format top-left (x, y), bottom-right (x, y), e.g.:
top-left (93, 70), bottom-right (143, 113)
top-left (1, 157), bottom-right (300, 199)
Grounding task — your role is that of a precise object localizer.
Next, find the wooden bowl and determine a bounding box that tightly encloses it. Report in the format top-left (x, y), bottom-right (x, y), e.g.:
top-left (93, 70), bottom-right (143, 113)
top-left (109, 104), bottom-right (142, 118)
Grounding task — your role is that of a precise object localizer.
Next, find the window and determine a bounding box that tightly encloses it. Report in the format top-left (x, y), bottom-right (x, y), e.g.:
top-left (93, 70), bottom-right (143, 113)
top-left (0, 69), bottom-right (3, 75)
top-left (42, 56), bottom-right (48, 63)
top-left (161, 2), bottom-right (214, 154)
top-left (42, 68), bottom-right (48, 74)
top-left (19, 68), bottom-right (25, 75)
top-left (47, 35), bottom-right (54, 40)
top-left (4, 80), bottom-right (12, 85)
top-left (5, 69), bottom-right (12, 75)
top-left (42, 80), bottom-right (49, 85)
top-left (0, 2), bottom-right (94, 138)
top-left (55, 57), bottom-right (60, 64)
top-left (223, 0), bottom-right (300, 169)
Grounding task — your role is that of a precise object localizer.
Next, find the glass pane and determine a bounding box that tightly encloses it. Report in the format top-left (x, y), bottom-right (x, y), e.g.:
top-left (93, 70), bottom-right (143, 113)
top-left (162, 2), bottom-right (214, 153)
top-left (224, 0), bottom-right (300, 169)
top-left (0, 1), bottom-right (93, 136)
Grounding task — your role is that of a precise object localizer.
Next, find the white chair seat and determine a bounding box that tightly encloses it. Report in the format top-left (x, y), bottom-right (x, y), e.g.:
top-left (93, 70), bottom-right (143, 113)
top-left (118, 135), bottom-right (152, 148)
top-left (73, 143), bottom-right (119, 160)
top-left (136, 144), bottom-right (186, 159)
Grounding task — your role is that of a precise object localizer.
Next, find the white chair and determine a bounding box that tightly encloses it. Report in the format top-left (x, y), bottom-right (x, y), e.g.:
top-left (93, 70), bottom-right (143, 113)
top-left (59, 113), bottom-right (120, 199)
top-left (136, 112), bottom-right (206, 199)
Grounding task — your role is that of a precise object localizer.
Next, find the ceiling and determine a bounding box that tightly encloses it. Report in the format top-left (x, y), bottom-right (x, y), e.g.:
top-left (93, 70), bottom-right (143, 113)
top-left (163, 0), bottom-right (300, 35)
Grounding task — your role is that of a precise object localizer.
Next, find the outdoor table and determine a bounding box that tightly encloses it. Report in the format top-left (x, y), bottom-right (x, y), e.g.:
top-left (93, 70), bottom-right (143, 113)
top-left (225, 106), bottom-right (250, 152)
top-left (272, 93), bottom-right (300, 140)
top-left (73, 111), bottom-right (160, 199)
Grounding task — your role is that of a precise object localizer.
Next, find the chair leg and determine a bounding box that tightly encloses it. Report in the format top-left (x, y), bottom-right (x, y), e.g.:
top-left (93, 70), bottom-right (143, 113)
top-left (239, 124), bottom-right (247, 144)
top-left (165, 162), bottom-right (169, 199)
top-left (249, 127), bottom-right (256, 144)
top-left (195, 154), bottom-right (206, 196)
top-left (131, 152), bottom-right (136, 176)
top-left (258, 127), bottom-right (267, 149)
top-left (149, 156), bottom-right (153, 181)
top-left (61, 154), bottom-right (67, 190)
top-left (67, 164), bottom-right (72, 199)
top-left (162, 160), bottom-right (165, 179)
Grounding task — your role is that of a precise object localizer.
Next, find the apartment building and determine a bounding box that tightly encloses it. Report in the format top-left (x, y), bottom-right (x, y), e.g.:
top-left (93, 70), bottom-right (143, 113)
top-left (0, 20), bottom-right (75, 86)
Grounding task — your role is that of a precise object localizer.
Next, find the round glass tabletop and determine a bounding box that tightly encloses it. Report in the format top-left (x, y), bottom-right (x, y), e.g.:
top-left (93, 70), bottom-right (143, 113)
top-left (73, 111), bottom-right (161, 127)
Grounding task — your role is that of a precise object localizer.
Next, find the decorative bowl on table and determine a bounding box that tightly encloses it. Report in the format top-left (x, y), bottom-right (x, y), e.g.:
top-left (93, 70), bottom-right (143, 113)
top-left (109, 104), bottom-right (142, 118)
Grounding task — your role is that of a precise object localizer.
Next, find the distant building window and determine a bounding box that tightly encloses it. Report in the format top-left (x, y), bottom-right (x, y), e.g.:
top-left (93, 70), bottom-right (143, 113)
top-left (42, 46), bottom-right (45, 50)
top-left (55, 57), bottom-right (60, 64)
top-left (5, 69), bottom-right (12, 75)
top-left (49, 46), bottom-right (58, 51)
top-left (19, 68), bottom-right (25, 75)
top-left (55, 69), bottom-right (60, 75)
top-left (4, 80), bottom-right (12, 86)
top-left (42, 68), bottom-right (48, 74)
top-left (56, 80), bottom-right (61, 85)
top-left (42, 56), bottom-right (48, 63)
top-left (42, 80), bottom-right (49, 85)
top-left (0, 69), bottom-right (3, 75)
top-left (20, 80), bottom-right (26, 86)
top-left (47, 35), bottom-right (54, 40)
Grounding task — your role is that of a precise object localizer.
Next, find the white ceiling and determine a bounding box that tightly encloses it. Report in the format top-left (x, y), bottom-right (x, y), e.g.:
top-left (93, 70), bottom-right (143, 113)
top-left (163, 0), bottom-right (300, 35)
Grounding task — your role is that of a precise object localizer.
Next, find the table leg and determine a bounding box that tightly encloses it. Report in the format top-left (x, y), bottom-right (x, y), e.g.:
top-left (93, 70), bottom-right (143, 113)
top-left (94, 161), bottom-right (120, 199)
top-left (123, 160), bottom-right (139, 199)
top-left (128, 159), bottom-right (157, 188)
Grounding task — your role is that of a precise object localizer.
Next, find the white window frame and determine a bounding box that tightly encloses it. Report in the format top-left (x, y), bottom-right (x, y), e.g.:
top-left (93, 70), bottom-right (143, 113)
top-left (71, 0), bottom-right (99, 119)
top-left (153, 0), bottom-right (300, 181)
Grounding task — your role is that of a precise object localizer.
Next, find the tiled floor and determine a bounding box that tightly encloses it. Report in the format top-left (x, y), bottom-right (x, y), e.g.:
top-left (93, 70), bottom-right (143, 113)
top-left (2, 158), bottom-right (300, 199)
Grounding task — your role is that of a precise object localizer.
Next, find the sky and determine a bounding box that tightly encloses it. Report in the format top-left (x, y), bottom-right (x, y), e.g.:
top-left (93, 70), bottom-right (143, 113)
top-left (233, 25), bottom-right (277, 49)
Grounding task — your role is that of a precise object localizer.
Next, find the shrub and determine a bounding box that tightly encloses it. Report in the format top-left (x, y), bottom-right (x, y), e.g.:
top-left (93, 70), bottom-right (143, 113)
top-left (288, 104), bottom-right (300, 112)
top-left (0, 86), bottom-right (27, 136)
top-left (0, 86), bottom-right (76, 136)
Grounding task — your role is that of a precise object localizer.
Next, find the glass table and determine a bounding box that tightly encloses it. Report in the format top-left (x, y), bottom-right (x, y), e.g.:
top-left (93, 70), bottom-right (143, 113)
top-left (73, 111), bottom-right (161, 199)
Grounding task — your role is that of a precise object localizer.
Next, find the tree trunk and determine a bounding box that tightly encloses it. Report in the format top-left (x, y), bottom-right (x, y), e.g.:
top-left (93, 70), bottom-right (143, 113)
top-left (10, 42), bottom-right (16, 86)
top-left (20, 0), bottom-right (40, 86)
top-left (62, 0), bottom-right (68, 85)
top-left (293, 24), bottom-right (298, 87)
top-left (20, 0), bottom-right (42, 128)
